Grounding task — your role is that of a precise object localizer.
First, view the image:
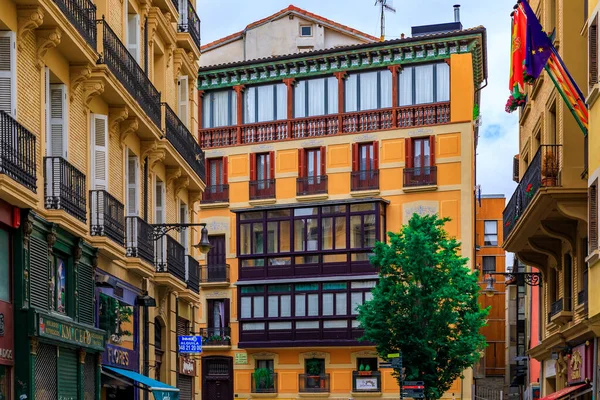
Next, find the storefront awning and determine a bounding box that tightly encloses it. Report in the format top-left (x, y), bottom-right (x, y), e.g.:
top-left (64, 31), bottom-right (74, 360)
top-left (103, 366), bottom-right (179, 400)
top-left (539, 384), bottom-right (589, 400)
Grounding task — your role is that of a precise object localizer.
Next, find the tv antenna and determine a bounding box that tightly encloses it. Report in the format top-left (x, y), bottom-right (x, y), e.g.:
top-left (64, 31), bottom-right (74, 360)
top-left (375, 0), bottom-right (396, 41)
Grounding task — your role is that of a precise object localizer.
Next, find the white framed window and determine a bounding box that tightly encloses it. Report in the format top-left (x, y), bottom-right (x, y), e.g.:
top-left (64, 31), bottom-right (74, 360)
top-left (294, 77), bottom-right (338, 118)
top-left (127, 12), bottom-right (140, 62)
top-left (300, 25), bottom-right (312, 37)
top-left (243, 84), bottom-right (287, 123)
top-left (155, 178), bottom-right (167, 267)
top-left (178, 0), bottom-right (189, 26)
top-left (484, 220), bottom-right (498, 246)
top-left (178, 76), bottom-right (189, 128)
top-left (179, 200), bottom-right (189, 278)
top-left (399, 62), bottom-right (450, 106)
top-left (126, 151), bottom-right (139, 216)
top-left (203, 90), bottom-right (237, 128)
top-left (0, 31), bottom-right (17, 116)
top-left (345, 70), bottom-right (393, 112)
top-left (46, 75), bottom-right (68, 158)
top-left (91, 114), bottom-right (108, 190)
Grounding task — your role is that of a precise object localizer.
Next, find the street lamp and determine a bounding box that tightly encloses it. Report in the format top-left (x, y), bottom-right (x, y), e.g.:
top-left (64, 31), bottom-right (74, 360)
top-left (482, 272), bottom-right (542, 297)
top-left (192, 223), bottom-right (212, 254)
top-left (152, 222), bottom-right (212, 254)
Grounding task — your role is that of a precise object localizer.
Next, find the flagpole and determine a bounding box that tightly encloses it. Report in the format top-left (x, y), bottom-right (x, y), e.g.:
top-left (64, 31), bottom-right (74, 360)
top-left (544, 65), bottom-right (588, 136)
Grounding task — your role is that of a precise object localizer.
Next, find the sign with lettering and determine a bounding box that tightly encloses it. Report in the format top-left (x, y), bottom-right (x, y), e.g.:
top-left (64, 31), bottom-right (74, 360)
top-left (234, 353), bottom-right (248, 365)
top-left (37, 313), bottom-right (105, 351)
top-left (179, 357), bottom-right (196, 376)
top-left (102, 343), bottom-right (139, 371)
top-left (178, 336), bottom-right (202, 354)
top-left (568, 343), bottom-right (594, 384)
top-left (0, 301), bottom-right (13, 366)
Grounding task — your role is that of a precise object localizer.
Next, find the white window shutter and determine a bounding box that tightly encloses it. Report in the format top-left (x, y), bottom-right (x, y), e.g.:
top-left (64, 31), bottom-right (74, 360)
top-left (178, 76), bottom-right (189, 128)
top-left (49, 84), bottom-right (67, 158)
top-left (155, 180), bottom-right (165, 223)
top-left (126, 154), bottom-right (139, 216)
top-left (0, 31), bottom-right (16, 116)
top-left (179, 0), bottom-right (188, 26)
top-left (127, 14), bottom-right (140, 62)
top-left (91, 114), bottom-right (108, 190)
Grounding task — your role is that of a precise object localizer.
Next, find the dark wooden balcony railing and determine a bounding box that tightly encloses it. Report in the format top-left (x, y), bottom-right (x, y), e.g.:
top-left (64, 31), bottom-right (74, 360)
top-left (0, 111), bottom-right (37, 192)
top-left (299, 374), bottom-right (330, 393)
top-left (54, 0), bottom-right (97, 48)
top-left (201, 184), bottom-right (229, 203)
top-left (503, 145), bottom-right (562, 240)
top-left (178, 0), bottom-right (201, 49)
top-left (98, 19), bottom-right (161, 128)
top-left (44, 157), bottom-right (87, 222)
top-left (200, 103), bottom-right (450, 149)
top-left (403, 166), bottom-right (437, 187)
top-left (352, 371), bottom-right (381, 392)
top-left (199, 326), bottom-right (231, 346)
top-left (351, 170), bottom-right (379, 191)
top-left (156, 236), bottom-right (186, 283)
top-left (252, 372), bottom-right (278, 394)
top-left (250, 179), bottom-right (276, 200)
top-left (297, 175), bottom-right (328, 196)
top-left (187, 255), bottom-right (200, 293)
top-left (125, 216), bottom-right (154, 265)
top-left (90, 190), bottom-right (125, 246)
top-left (163, 103), bottom-right (206, 182)
top-left (201, 264), bottom-right (230, 283)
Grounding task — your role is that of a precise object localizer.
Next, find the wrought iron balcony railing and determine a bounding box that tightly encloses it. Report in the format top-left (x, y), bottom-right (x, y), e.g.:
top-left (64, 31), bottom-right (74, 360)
top-left (44, 157), bottom-right (87, 222)
top-left (503, 145), bottom-right (562, 240)
top-left (252, 372), bottom-right (278, 394)
top-left (201, 184), bottom-right (229, 203)
top-left (249, 179), bottom-right (276, 200)
top-left (548, 298), bottom-right (564, 322)
top-left (90, 190), bottom-right (125, 246)
top-left (155, 236), bottom-right (186, 283)
top-left (403, 166), bottom-right (437, 187)
top-left (187, 255), bottom-right (200, 293)
top-left (0, 111), bottom-right (37, 193)
top-left (97, 19), bottom-right (161, 128)
top-left (163, 103), bottom-right (206, 182)
top-left (297, 175), bottom-right (327, 196)
top-left (201, 264), bottom-right (230, 283)
top-left (178, 0), bottom-right (201, 49)
top-left (125, 216), bottom-right (154, 265)
top-left (299, 374), bottom-right (330, 393)
top-left (199, 326), bottom-right (231, 346)
top-left (578, 289), bottom-right (588, 310)
top-left (54, 0), bottom-right (97, 48)
top-left (351, 169), bottom-right (379, 191)
top-left (352, 371), bottom-right (381, 392)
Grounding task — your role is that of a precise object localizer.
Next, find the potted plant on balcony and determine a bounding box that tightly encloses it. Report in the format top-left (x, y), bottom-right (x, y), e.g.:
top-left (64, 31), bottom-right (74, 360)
top-left (253, 368), bottom-right (274, 392)
top-left (306, 359), bottom-right (323, 389)
top-left (358, 363), bottom-right (372, 376)
top-left (541, 149), bottom-right (558, 186)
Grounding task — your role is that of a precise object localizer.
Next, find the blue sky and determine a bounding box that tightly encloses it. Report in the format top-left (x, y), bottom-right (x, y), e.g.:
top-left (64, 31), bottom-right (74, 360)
top-left (197, 0), bottom-right (519, 200)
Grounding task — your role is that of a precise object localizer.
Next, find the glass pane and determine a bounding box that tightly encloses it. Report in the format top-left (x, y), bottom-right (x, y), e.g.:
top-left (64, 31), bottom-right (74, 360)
top-left (257, 85), bottom-right (275, 122)
top-left (268, 209), bottom-right (291, 218)
top-left (268, 257), bottom-right (291, 266)
top-left (484, 221), bottom-right (498, 234)
top-left (295, 294), bottom-right (306, 316)
top-left (253, 223), bottom-right (264, 254)
top-left (399, 66), bottom-right (414, 106)
top-left (308, 294), bottom-right (319, 316)
top-left (297, 321), bottom-right (319, 329)
top-left (212, 90), bottom-right (231, 127)
top-left (345, 74), bottom-right (358, 112)
top-left (268, 284), bottom-right (292, 292)
top-left (241, 297), bottom-right (252, 318)
top-left (295, 255), bottom-right (319, 264)
top-left (244, 87), bottom-right (256, 124)
top-left (294, 219), bottom-right (305, 251)
top-left (294, 80), bottom-right (306, 118)
top-left (327, 77), bottom-right (339, 114)
top-left (336, 293), bottom-right (347, 315)
top-left (56, 257), bottom-right (66, 313)
top-left (276, 83), bottom-right (287, 120)
top-left (350, 203), bottom-right (376, 212)
top-left (322, 293), bottom-right (334, 316)
top-left (307, 218), bottom-right (319, 251)
top-left (352, 252), bottom-right (372, 262)
top-left (335, 217), bottom-right (347, 249)
top-left (436, 63), bottom-right (450, 102)
top-left (0, 229), bottom-right (9, 302)
top-left (324, 320), bottom-right (348, 328)
top-left (241, 285), bottom-right (265, 294)
top-left (281, 295), bottom-right (291, 317)
top-left (296, 283), bottom-right (319, 291)
top-left (243, 322), bottom-right (265, 331)
top-left (268, 296), bottom-right (279, 317)
top-left (359, 71), bottom-right (378, 111)
top-left (99, 293), bottom-right (135, 347)
top-left (241, 259), bottom-right (265, 268)
top-left (267, 222), bottom-right (277, 253)
top-left (269, 322), bottom-right (292, 330)
top-left (294, 207), bottom-right (318, 216)
top-left (351, 292), bottom-right (363, 315)
top-left (323, 254), bottom-right (347, 263)
top-left (241, 211), bottom-right (264, 220)
top-left (323, 282), bottom-right (347, 290)
top-left (365, 292), bottom-right (373, 301)
top-left (351, 281), bottom-right (377, 288)
top-left (364, 214), bottom-right (376, 247)
top-left (322, 205), bottom-right (346, 214)
top-left (322, 217), bottom-right (333, 250)
top-left (254, 296), bottom-right (264, 318)
top-left (380, 69), bottom-right (393, 108)
top-left (415, 64), bottom-right (434, 104)
top-left (280, 221), bottom-right (290, 252)
top-left (307, 78), bottom-right (326, 116)
top-left (350, 215), bottom-right (362, 248)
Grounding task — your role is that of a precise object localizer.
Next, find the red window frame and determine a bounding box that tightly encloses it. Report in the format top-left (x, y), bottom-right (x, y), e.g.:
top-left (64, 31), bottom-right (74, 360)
top-left (207, 157), bottom-right (227, 187)
top-left (405, 136), bottom-right (436, 170)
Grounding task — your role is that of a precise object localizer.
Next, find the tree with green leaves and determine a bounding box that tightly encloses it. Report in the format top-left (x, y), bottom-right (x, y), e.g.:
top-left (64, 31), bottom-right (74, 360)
top-left (357, 214), bottom-right (488, 400)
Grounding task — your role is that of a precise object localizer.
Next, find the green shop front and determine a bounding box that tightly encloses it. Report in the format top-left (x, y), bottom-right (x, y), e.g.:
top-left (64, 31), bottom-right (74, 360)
top-left (13, 211), bottom-right (106, 400)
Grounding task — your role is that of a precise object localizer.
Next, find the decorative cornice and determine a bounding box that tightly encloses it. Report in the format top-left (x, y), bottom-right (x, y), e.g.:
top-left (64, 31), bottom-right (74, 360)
top-left (166, 167), bottom-right (181, 186)
top-left (17, 6), bottom-right (44, 51)
top-left (120, 117), bottom-right (138, 146)
top-left (36, 28), bottom-right (62, 69)
top-left (141, 140), bottom-right (158, 159)
top-left (69, 64), bottom-right (92, 102)
top-left (82, 80), bottom-right (104, 109)
top-left (147, 149), bottom-right (166, 169)
top-left (189, 190), bottom-right (201, 204)
top-left (109, 107), bottom-right (129, 139)
top-left (174, 177), bottom-right (189, 200)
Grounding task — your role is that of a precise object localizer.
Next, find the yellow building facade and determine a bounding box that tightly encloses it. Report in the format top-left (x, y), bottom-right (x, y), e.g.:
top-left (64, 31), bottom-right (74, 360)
top-left (196, 23), bottom-right (487, 399)
top-left (0, 0), bottom-right (205, 397)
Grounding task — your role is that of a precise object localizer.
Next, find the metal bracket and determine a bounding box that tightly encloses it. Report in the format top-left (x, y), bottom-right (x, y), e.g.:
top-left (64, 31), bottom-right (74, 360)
top-left (152, 223), bottom-right (206, 241)
top-left (488, 272), bottom-right (542, 287)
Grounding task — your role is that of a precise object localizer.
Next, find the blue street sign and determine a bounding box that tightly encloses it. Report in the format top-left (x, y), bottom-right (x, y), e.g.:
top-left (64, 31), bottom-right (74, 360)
top-left (178, 335), bottom-right (202, 354)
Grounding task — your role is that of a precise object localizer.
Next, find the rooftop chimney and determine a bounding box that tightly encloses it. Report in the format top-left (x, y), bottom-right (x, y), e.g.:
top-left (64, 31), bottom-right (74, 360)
top-left (453, 4), bottom-right (461, 23)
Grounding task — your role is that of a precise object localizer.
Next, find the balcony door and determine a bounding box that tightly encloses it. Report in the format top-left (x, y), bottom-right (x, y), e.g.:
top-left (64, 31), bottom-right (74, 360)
top-left (306, 149), bottom-right (321, 183)
top-left (413, 138), bottom-right (431, 176)
top-left (256, 153), bottom-right (271, 189)
top-left (207, 235), bottom-right (226, 282)
top-left (207, 299), bottom-right (230, 337)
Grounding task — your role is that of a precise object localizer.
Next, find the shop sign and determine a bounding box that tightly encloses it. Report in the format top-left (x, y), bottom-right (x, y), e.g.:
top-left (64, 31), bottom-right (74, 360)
top-left (234, 353), bottom-right (248, 365)
top-left (38, 313), bottom-right (105, 351)
top-left (568, 342), bottom-right (594, 384)
top-left (355, 376), bottom-right (379, 390)
top-left (0, 302), bottom-right (13, 366)
top-left (179, 357), bottom-right (195, 376)
top-left (545, 360), bottom-right (556, 378)
top-left (103, 343), bottom-right (139, 371)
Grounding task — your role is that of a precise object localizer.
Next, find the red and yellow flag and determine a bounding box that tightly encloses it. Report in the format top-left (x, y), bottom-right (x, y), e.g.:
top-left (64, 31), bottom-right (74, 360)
top-left (509, 6), bottom-right (527, 96)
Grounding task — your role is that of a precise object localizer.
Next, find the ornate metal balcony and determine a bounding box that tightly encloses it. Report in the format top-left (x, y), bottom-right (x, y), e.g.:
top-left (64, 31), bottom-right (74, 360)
top-left (90, 190), bottom-right (125, 246)
top-left (351, 170), bottom-right (379, 191)
top-left (297, 175), bottom-right (327, 196)
top-left (201, 264), bottom-right (230, 283)
top-left (299, 374), bottom-right (330, 393)
top-left (201, 184), bottom-right (229, 203)
top-left (548, 298), bottom-right (564, 323)
top-left (156, 236), bottom-right (186, 283)
top-left (0, 111), bottom-right (37, 193)
top-left (403, 166), bottom-right (437, 187)
top-left (178, 0), bottom-right (201, 49)
top-left (125, 216), bottom-right (154, 265)
top-left (163, 103), bottom-right (206, 182)
top-left (199, 326), bottom-right (231, 346)
top-left (249, 179), bottom-right (276, 200)
top-left (187, 255), bottom-right (200, 293)
top-left (97, 19), bottom-right (161, 128)
top-left (503, 145), bottom-right (562, 240)
top-left (54, 0), bottom-right (97, 48)
top-left (44, 157), bottom-right (86, 222)
top-left (252, 372), bottom-right (278, 394)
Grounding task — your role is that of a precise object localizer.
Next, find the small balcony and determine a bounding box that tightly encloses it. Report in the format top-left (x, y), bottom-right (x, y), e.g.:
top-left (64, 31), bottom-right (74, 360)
top-left (163, 103), bottom-right (206, 183)
top-left (97, 19), bottom-right (161, 128)
top-left (351, 170), bottom-right (379, 192)
top-left (44, 157), bottom-right (87, 223)
top-left (548, 297), bottom-right (572, 325)
top-left (251, 371), bottom-right (278, 394)
top-left (0, 111), bottom-right (37, 193)
top-left (54, 0), bottom-right (97, 49)
top-left (577, 289), bottom-right (588, 313)
top-left (155, 236), bottom-right (187, 283)
top-left (297, 175), bottom-right (328, 196)
top-left (125, 216), bottom-right (154, 265)
top-left (250, 179), bottom-right (276, 200)
top-left (90, 190), bottom-right (125, 246)
top-left (201, 264), bottom-right (230, 284)
top-left (352, 371), bottom-right (381, 393)
top-left (403, 166), bottom-right (437, 188)
top-left (201, 184), bottom-right (229, 204)
top-left (186, 255), bottom-right (200, 293)
top-left (299, 374), bottom-right (330, 393)
top-left (200, 326), bottom-right (231, 347)
top-left (178, 0), bottom-right (201, 49)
